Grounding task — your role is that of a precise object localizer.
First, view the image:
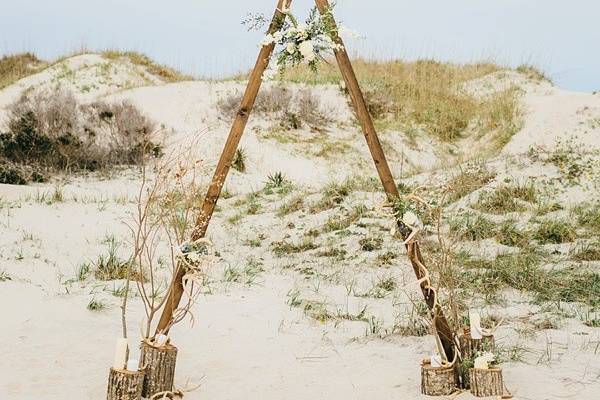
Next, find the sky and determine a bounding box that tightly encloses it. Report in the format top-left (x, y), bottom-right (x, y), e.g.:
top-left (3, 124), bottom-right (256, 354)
top-left (1, 0), bottom-right (599, 92)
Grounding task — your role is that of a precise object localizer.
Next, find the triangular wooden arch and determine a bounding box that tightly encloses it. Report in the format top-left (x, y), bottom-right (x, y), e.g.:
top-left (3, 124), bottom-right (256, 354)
top-left (157, 0), bottom-right (456, 361)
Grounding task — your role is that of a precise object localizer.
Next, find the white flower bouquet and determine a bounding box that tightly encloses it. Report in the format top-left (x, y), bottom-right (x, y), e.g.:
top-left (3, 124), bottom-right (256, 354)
top-left (245, 6), bottom-right (345, 80)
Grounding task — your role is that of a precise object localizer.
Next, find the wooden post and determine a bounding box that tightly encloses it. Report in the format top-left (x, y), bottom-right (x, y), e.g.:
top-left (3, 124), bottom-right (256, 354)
top-left (314, 0), bottom-right (455, 362)
top-left (155, 0), bottom-right (293, 334)
top-left (420, 360), bottom-right (458, 396)
top-left (106, 368), bottom-right (144, 400)
top-left (139, 341), bottom-right (178, 398)
top-left (469, 368), bottom-right (503, 397)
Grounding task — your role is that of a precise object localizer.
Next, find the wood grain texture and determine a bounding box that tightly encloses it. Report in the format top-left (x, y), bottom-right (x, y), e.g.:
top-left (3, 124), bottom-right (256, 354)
top-left (106, 368), bottom-right (144, 400)
top-left (421, 362), bottom-right (459, 396)
top-left (469, 368), bottom-right (504, 397)
top-left (139, 342), bottom-right (178, 398)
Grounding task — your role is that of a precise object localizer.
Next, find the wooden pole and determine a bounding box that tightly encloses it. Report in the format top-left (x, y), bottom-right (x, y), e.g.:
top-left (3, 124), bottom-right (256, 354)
top-left (155, 0), bottom-right (293, 334)
top-left (314, 0), bottom-right (456, 361)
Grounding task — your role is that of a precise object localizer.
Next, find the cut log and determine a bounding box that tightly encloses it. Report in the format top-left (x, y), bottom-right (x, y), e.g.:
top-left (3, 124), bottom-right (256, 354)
top-left (469, 368), bottom-right (503, 397)
top-left (139, 341), bottom-right (178, 398)
top-left (459, 332), bottom-right (495, 359)
top-left (421, 360), bottom-right (458, 396)
top-left (106, 368), bottom-right (144, 400)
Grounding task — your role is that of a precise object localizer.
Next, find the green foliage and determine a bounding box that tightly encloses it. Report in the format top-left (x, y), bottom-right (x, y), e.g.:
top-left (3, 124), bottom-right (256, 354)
top-left (534, 219), bottom-right (577, 244)
top-left (359, 236), bottom-right (383, 251)
top-left (449, 212), bottom-right (496, 241)
top-left (231, 148), bottom-right (247, 172)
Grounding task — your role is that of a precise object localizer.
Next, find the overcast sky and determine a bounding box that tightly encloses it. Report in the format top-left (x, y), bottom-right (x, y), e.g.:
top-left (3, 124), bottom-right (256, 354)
top-left (1, 0), bottom-right (598, 92)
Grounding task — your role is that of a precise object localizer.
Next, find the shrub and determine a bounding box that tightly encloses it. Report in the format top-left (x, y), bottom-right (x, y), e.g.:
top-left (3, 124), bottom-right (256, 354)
top-left (359, 236), bottom-right (383, 251)
top-left (474, 182), bottom-right (536, 214)
top-left (0, 90), bottom-right (160, 183)
top-left (445, 162), bottom-right (495, 203)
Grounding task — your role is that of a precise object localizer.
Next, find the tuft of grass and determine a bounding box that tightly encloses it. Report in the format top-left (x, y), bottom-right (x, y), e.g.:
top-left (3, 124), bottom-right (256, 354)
top-left (271, 238), bottom-right (318, 257)
top-left (323, 204), bottom-right (368, 233)
top-left (449, 212), bottom-right (496, 241)
top-left (359, 236), bottom-right (383, 251)
top-left (516, 65), bottom-right (552, 83)
top-left (573, 203), bottom-right (600, 234)
top-left (277, 194), bottom-right (305, 216)
top-left (495, 219), bottom-right (529, 247)
top-left (0, 270), bottom-right (12, 281)
top-left (445, 162), bottom-right (496, 203)
top-left (474, 181), bottom-right (537, 214)
top-left (0, 53), bottom-right (47, 89)
top-left (87, 297), bottom-right (107, 311)
top-left (534, 219), bottom-right (577, 244)
top-left (101, 50), bottom-right (192, 82)
top-left (571, 242), bottom-right (600, 261)
top-left (231, 148), bottom-right (247, 173)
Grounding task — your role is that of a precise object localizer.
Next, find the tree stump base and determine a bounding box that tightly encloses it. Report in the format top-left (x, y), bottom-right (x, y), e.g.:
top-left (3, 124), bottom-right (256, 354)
top-left (421, 360), bottom-right (458, 396)
top-left (469, 368), bottom-right (503, 397)
top-left (139, 340), bottom-right (178, 398)
top-left (459, 332), bottom-right (495, 359)
top-left (106, 368), bottom-right (144, 400)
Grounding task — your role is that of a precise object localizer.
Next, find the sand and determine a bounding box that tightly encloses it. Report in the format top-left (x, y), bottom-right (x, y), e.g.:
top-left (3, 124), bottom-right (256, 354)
top-left (1, 53), bottom-right (599, 399)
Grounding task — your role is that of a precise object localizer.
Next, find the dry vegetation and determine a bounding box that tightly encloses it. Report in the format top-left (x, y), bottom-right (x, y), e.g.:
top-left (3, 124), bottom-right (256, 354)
top-left (232, 59), bottom-right (523, 146)
top-left (0, 53), bottom-right (47, 89)
top-left (0, 89), bottom-right (161, 184)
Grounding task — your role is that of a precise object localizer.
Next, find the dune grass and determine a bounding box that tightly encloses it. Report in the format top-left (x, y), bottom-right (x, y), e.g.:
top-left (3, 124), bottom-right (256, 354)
top-left (101, 50), bottom-right (192, 82)
top-left (0, 53), bottom-right (47, 89)
top-left (233, 58), bottom-right (523, 144)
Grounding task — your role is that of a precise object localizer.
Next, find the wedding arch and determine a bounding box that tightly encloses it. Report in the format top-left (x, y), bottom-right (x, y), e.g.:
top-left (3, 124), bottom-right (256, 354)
top-left (157, 0), bottom-right (456, 362)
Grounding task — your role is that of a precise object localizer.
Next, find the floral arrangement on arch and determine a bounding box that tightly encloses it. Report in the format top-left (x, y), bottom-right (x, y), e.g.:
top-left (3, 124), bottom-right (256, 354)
top-left (245, 5), bottom-right (346, 80)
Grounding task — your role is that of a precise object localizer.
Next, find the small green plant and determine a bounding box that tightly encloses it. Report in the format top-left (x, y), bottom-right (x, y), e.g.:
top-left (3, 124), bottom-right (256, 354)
top-left (270, 238), bottom-right (318, 257)
top-left (87, 297), bottom-right (107, 311)
top-left (359, 236), bottom-right (383, 251)
top-left (277, 194), bottom-right (305, 216)
top-left (446, 162), bottom-right (496, 203)
top-left (232, 147), bottom-right (247, 172)
top-left (474, 182), bottom-right (536, 213)
top-left (0, 270), bottom-right (12, 281)
top-left (77, 262), bottom-right (91, 281)
top-left (495, 219), bottom-right (529, 247)
top-left (571, 242), bottom-right (600, 261)
top-left (534, 219), bottom-right (577, 244)
top-left (449, 212), bottom-right (496, 241)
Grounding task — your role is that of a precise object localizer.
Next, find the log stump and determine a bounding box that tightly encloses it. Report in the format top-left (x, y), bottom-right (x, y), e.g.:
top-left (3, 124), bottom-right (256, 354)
top-left (469, 368), bottom-right (503, 397)
top-left (459, 332), bottom-right (495, 359)
top-left (421, 360), bottom-right (458, 396)
top-left (106, 368), bottom-right (144, 400)
top-left (139, 341), bottom-right (178, 398)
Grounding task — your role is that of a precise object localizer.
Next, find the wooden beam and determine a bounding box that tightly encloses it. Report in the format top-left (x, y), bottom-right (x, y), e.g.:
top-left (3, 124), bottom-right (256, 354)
top-left (314, 0), bottom-right (456, 361)
top-left (155, 0), bottom-right (293, 334)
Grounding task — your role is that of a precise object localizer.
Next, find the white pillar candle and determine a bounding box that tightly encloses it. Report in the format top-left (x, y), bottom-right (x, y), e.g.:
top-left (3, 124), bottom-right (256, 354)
top-left (126, 359), bottom-right (139, 371)
top-left (112, 338), bottom-right (128, 370)
top-left (469, 310), bottom-right (483, 339)
top-left (155, 334), bottom-right (168, 346)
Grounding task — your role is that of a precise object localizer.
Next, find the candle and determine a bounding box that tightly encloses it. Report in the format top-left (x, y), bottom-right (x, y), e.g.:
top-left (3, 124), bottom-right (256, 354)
top-left (430, 354), bottom-right (442, 367)
top-left (126, 359), bottom-right (139, 371)
top-left (112, 338), bottom-right (128, 370)
top-left (155, 334), bottom-right (168, 346)
top-left (469, 310), bottom-right (483, 340)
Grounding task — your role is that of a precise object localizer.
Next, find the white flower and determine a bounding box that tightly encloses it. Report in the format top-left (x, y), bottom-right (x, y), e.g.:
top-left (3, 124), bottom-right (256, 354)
top-left (295, 23), bottom-right (308, 39)
top-left (261, 34), bottom-right (275, 46)
top-left (299, 40), bottom-right (316, 62)
top-left (273, 31), bottom-right (283, 43)
top-left (262, 64), bottom-right (278, 81)
top-left (286, 42), bottom-right (296, 54)
top-left (402, 210), bottom-right (420, 227)
top-left (473, 356), bottom-right (488, 369)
